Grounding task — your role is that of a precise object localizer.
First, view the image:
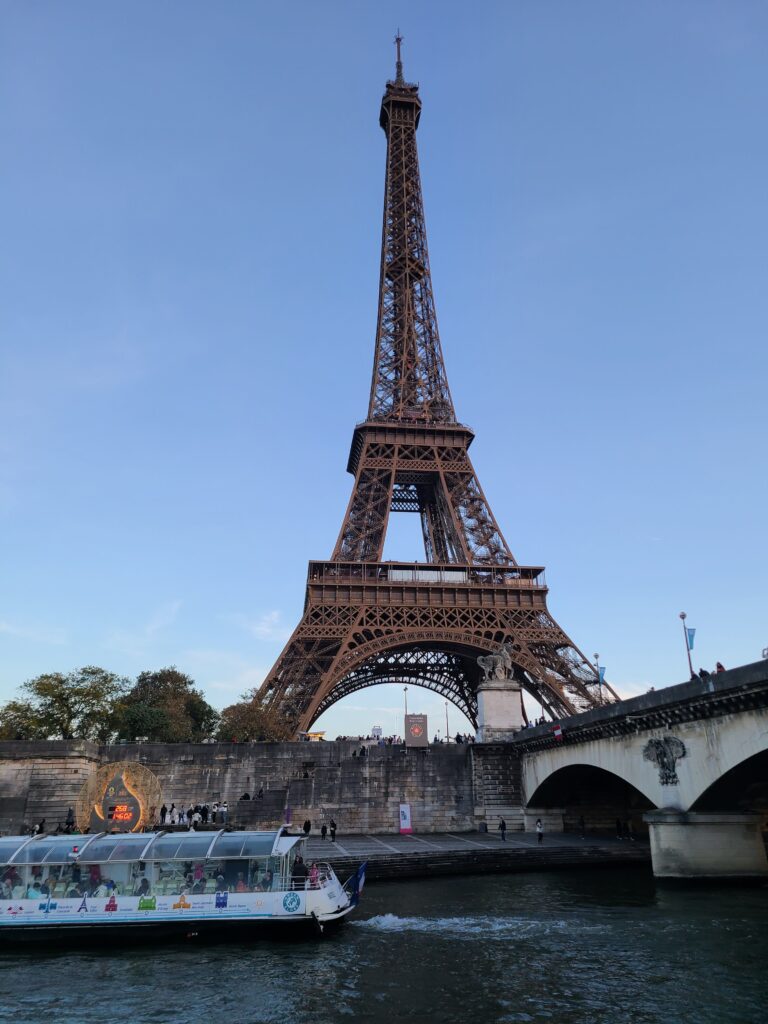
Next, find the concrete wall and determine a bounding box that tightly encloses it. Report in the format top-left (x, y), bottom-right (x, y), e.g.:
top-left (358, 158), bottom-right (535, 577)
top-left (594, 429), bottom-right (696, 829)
top-left (0, 741), bottom-right (522, 835)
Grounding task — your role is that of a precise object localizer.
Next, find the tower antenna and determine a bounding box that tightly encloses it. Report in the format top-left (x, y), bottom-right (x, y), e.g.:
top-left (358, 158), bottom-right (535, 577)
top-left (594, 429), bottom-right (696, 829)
top-left (395, 30), bottom-right (404, 83)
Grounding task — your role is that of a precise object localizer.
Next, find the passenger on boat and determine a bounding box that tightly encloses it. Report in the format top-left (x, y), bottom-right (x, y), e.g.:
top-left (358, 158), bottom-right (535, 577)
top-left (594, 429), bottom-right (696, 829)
top-left (309, 863), bottom-right (319, 889)
top-left (2, 867), bottom-right (21, 889)
top-left (134, 877), bottom-right (151, 898)
top-left (292, 856), bottom-right (308, 889)
top-left (215, 873), bottom-right (227, 892)
top-left (256, 869), bottom-right (273, 891)
top-left (235, 873), bottom-right (248, 892)
top-left (192, 878), bottom-right (206, 894)
top-left (25, 882), bottom-right (42, 899)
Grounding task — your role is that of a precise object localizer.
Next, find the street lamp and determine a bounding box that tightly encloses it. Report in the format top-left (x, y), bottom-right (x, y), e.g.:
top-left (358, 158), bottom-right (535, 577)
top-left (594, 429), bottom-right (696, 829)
top-left (403, 686), bottom-right (408, 717)
top-left (680, 612), bottom-right (694, 679)
top-left (593, 653), bottom-right (602, 704)
top-left (445, 700), bottom-right (450, 742)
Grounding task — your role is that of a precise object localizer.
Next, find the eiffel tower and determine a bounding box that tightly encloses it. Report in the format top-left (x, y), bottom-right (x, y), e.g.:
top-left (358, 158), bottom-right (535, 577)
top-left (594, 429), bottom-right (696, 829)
top-left (257, 40), bottom-right (616, 738)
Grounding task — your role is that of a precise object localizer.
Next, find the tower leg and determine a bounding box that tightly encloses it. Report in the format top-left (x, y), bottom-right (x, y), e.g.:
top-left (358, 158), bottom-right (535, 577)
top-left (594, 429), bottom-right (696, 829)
top-left (476, 678), bottom-right (525, 742)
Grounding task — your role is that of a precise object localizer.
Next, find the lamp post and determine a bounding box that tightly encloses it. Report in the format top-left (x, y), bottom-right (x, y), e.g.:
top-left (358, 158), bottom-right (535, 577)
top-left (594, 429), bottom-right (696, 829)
top-left (593, 653), bottom-right (601, 704)
top-left (680, 612), bottom-right (694, 679)
top-left (445, 700), bottom-right (450, 742)
top-left (403, 686), bottom-right (408, 717)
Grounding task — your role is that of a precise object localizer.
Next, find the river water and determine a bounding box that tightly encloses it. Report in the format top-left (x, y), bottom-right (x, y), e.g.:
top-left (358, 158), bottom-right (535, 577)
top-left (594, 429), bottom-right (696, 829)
top-left (0, 867), bottom-right (766, 1024)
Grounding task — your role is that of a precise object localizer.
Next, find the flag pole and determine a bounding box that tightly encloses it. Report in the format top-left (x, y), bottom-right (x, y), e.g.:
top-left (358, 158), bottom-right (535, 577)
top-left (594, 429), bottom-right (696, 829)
top-left (679, 612), bottom-right (694, 679)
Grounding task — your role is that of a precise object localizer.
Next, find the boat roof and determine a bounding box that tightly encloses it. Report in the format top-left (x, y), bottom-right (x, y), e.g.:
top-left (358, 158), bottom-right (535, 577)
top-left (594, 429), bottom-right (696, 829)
top-left (0, 829), bottom-right (302, 865)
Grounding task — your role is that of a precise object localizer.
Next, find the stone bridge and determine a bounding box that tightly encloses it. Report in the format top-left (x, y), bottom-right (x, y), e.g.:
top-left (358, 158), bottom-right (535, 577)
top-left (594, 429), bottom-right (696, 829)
top-left (512, 660), bottom-right (768, 879)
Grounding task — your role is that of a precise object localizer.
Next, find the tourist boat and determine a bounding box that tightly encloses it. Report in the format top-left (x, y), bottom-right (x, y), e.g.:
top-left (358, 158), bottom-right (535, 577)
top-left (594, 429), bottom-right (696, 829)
top-left (0, 828), bottom-right (365, 944)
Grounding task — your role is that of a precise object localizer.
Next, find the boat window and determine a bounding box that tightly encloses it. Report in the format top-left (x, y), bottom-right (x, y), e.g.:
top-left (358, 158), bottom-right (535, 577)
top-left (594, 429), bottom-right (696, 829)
top-left (209, 834), bottom-right (247, 859)
top-left (240, 834), bottom-right (277, 858)
top-left (79, 835), bottom-right (149, 863)
top-left (169, 834), bottom-right (217, 859)
top-left (141, 835), bottom-right (183, 860)
top-left (143, 834), bottom-right (212, 861)
top-left (0, 837), bottom-right (32, 865)
top-left (9, 837), bottom-right (82, 864)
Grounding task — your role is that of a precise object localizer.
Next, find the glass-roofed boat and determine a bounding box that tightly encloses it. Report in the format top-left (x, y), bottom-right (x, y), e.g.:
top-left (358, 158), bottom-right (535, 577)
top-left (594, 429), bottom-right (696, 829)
top-left (0, 829), bottom-right (365, 944)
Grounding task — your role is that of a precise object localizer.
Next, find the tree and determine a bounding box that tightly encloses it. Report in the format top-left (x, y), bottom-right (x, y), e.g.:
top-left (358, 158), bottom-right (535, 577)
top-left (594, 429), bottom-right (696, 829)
top-left (217, 690), bottom-right (291, 742)
top-left (114, 667), bottom-right (219, 742)
top-left (0, 667), bottom-right (128, 741)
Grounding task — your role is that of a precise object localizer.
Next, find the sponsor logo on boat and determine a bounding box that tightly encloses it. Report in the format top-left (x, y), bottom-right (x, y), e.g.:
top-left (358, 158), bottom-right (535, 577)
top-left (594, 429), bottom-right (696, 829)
top-left (282, 892), bottom-right (301, 913)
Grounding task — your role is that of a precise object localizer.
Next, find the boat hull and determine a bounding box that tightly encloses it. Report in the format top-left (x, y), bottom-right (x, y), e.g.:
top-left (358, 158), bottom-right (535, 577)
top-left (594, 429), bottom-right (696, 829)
top-left (0, 907), bottom-right (353, 947)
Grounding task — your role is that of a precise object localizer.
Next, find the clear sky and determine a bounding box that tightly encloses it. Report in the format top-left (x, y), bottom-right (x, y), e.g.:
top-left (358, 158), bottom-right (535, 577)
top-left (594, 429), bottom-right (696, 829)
top-left (2, 2), bottom-right (766, 739)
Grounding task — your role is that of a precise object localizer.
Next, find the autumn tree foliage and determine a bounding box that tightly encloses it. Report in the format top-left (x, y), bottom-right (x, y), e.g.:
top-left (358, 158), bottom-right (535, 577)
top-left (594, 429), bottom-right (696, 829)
top-left (217, 689), bottom-right (291, 742)
top-left (0, 666), bottom-right (128, 742)
top-left (114, 667), bottom-right (219, 742)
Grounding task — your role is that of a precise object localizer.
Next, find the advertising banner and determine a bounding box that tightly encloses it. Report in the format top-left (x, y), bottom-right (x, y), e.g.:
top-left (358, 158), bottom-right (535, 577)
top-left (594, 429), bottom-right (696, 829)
top-left (399, 803), bottom-right (413, 834)
top-left (404, 713), bottom-right (428, 747)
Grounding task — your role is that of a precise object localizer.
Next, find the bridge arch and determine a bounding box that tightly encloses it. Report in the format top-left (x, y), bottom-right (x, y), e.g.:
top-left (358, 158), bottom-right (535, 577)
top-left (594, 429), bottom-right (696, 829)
top-left (525, 762), bottom-right (657, 835)
top-left (689, 748), bottom-right (768, 817)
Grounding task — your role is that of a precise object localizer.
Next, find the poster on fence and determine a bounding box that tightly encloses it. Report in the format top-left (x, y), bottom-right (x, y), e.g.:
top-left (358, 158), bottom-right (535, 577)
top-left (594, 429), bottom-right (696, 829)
top-left (399, 803), bottom-right (413, 834)
top-left (405, 713), bottom-right (428, 747)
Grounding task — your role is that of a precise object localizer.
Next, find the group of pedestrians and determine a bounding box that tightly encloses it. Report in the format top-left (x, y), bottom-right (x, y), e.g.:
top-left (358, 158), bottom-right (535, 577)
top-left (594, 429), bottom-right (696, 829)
top-left (497, 817), bottom-right (544, 843)
top-left (302, 818), bottom-right (338, 841)
top-left (691, 662), bottom-right (726, 682)
top-left (158, 801), bottom-right (229, 827)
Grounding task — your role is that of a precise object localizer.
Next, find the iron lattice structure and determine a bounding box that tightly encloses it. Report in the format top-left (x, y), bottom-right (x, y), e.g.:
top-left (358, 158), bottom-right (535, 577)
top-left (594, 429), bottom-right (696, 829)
top-left (256, 47), bottom-right (617, 736)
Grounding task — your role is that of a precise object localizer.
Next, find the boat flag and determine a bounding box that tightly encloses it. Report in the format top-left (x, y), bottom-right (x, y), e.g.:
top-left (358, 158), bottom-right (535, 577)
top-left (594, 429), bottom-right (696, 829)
top-left (686, 628), bottom-right (696, 651)
top-left (553, 723), bottom-right (563, 741)
top-left (345, 862), bottom-right (368, 907)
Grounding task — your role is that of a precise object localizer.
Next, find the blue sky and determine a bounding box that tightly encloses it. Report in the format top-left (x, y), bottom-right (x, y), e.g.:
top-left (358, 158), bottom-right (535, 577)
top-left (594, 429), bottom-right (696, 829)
top-left (2, 2), bottom-right (766, 738)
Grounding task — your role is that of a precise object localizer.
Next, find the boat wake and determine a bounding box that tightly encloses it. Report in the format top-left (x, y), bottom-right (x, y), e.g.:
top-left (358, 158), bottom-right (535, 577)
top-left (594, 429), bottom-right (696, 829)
top-left (351, 913), bottom-right (605, 937)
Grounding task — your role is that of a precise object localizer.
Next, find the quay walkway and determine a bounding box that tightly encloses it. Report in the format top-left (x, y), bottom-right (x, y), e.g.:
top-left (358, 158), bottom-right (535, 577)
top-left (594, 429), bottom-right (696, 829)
top-left (301, 831), bottom-right (650, 882)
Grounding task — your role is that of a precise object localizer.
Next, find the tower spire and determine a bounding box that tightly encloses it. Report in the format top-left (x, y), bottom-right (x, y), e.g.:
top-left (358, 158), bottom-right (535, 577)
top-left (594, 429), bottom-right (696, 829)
top-left (371, 43), bottom-right (455, 423)
top-left (395, 30), bottom-right (404, 83)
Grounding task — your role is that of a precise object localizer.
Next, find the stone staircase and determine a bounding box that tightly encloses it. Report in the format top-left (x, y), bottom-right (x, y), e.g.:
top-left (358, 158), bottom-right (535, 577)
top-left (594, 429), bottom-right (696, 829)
top-left (471, 744), bottom-right (524, 831)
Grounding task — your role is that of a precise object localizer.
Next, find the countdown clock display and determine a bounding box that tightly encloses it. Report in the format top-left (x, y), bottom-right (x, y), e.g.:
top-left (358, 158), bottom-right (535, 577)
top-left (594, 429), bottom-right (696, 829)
top-left (76, 761), bottom-right (162, 833)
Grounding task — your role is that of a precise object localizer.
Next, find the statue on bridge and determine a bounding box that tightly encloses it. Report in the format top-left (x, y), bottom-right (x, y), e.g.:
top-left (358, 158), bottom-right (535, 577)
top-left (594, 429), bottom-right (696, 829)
top-left (477, 644), bottom-right (515, 683)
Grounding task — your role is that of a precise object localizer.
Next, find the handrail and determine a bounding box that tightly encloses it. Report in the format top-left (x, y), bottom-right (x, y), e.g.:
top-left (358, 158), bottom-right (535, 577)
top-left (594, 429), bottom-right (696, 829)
top-left (308, 560), bottom-right (545, 587)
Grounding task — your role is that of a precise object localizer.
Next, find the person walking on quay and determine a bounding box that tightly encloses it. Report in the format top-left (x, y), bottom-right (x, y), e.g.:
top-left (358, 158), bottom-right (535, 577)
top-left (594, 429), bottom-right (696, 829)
top-left (221, 801), bottom-right (229, 824)
top-left (160, 803), bottom-right (168, 824)
top-left (330, 818), bottom-right (337, 842)
top-left (303, 819), bottom-right (312, 837)
top-left (320, 824), bottom-right (327, 841)
top-left (536, 819), bottom-right (544, 845)
top-left (498, 817), bottom-right (507, 842)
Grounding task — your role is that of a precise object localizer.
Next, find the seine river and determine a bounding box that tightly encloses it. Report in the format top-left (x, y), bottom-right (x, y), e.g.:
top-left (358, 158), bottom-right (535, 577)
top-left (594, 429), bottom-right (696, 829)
top-left (1, 868), bottom-right (766, 1024)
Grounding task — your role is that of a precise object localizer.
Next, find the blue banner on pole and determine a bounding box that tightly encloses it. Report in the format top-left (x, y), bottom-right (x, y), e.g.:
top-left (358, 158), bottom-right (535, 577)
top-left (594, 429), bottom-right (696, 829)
top-left (598, 666), bottom-right (606, 684)
top-left (686, 628), bottom-right (696, 651)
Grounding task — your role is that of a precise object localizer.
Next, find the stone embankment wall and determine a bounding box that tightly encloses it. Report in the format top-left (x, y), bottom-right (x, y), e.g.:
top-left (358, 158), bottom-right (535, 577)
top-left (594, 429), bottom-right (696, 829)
top-left (0, 741), bottom-right (523, 835)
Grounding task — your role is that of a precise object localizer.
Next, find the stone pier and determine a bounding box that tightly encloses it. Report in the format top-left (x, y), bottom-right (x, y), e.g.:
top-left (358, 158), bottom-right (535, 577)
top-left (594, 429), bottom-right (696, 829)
top-left (644, 810), bottom-right (768, 880)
